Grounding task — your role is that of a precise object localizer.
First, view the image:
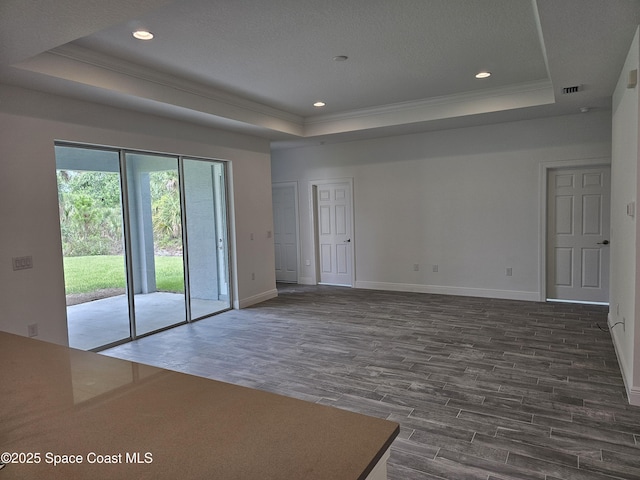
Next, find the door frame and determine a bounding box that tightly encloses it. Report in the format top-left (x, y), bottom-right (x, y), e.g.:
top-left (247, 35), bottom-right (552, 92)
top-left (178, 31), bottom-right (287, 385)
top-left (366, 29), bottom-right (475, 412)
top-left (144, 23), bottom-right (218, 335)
top-left (272, 181), bottom-right (300, 283)
top-left (309, 177), bottom-right (355, 287)
top-left (538, 157), bottom-right (611, 302)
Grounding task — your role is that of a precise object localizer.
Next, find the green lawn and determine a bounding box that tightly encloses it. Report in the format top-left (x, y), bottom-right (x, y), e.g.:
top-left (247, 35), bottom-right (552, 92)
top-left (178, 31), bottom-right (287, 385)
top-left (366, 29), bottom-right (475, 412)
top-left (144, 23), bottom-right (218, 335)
top-left (63, 255), bottom-right (185, 294)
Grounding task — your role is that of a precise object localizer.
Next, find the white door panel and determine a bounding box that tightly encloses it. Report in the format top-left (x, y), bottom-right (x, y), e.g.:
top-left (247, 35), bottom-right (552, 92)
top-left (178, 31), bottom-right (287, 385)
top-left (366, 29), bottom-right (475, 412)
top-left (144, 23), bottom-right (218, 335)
top-left (273, 184), bottom-right (298, 283)
top-left (547, 167), bottom-right (610, 303)
top-left (316, 182), bottom-right (353, 286)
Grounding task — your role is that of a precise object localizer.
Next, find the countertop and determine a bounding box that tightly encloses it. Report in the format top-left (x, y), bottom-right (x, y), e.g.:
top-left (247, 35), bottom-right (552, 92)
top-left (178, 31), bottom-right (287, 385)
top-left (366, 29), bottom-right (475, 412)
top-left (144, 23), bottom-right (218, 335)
top-left (0, 331), bottom-right (398, 479)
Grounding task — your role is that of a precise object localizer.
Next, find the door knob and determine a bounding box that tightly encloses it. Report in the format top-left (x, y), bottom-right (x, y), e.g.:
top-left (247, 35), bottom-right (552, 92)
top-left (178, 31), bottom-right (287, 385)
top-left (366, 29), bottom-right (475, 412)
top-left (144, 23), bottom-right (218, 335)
top-left (344, 239), bottom-right (351, 243)
top-left (597, 240), bottom-right (610, 245)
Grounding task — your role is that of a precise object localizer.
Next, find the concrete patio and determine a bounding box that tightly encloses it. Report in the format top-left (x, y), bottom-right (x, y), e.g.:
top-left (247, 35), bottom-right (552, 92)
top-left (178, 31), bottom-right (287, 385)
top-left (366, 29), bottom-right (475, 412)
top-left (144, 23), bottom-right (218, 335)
top-left (67, 292), bottom-right (229, 350)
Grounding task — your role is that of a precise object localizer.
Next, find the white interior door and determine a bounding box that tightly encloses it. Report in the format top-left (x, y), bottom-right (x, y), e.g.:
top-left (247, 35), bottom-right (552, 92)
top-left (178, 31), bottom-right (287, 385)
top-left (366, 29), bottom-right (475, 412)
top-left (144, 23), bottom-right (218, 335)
top-left (547, 166), bottom-right (610, 303)
top-left (272, 184), bottom-right (298, 283)
top-left (316, 182), bottom-right (353, 286)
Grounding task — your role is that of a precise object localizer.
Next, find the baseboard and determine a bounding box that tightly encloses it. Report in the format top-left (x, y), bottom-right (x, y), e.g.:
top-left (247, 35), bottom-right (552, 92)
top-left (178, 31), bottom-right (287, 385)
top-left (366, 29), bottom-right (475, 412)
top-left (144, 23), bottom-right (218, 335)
top-left (629, 387), bottom-right (640, 406)
top-left (608, 313), bottom-right (640, 406)
top-left (234, 289), bottom-right (278, 309)
top-left (354, 281), bottom-right (539, 302)
top-left (297, 276), bottom-right (316, 285)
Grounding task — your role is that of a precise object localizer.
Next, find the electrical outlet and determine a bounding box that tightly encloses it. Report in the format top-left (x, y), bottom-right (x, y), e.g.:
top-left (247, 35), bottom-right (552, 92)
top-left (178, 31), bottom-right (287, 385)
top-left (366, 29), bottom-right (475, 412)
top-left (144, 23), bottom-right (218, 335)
top-left (28, 323), bottom-right (38, 337)
top-left (432, 264), bottom-right (438, 272)
top-left (413, 264), bottom-right (419, 271)
top-left (251, 272), bottom-right (255, 280)
top-left (506, 267), bottom-right (513, 277)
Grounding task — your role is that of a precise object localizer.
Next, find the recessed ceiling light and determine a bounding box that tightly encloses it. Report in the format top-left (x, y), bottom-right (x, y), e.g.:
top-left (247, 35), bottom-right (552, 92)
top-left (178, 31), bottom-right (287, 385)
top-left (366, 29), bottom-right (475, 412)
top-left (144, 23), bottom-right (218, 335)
top-left (475, 71), bottom-right (491, 79)
top-left (333, 55), bottom-right (348, 62)
top-left (313, 101), bottom-right (326, 107)
top-left (133, 30), bottom-right (154, 40)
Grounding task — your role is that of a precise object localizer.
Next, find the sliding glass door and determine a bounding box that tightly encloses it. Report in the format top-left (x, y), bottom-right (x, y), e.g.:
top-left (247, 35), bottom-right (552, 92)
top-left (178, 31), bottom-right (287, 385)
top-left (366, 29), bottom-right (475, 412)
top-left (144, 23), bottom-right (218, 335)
top-left (55, 144), bottom-right (231, 350)
top-left (182, 159), bottom-right (230, 319)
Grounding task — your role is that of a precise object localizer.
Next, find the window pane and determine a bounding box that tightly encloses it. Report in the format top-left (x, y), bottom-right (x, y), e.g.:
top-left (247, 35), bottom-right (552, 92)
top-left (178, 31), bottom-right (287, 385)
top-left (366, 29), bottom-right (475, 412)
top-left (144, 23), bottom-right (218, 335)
top-left (125, 153), bottom-right (186, 335)
top-left (183, 159), bottom-right (231, 319)
top-left (55, 145), bottom-right (130, 350)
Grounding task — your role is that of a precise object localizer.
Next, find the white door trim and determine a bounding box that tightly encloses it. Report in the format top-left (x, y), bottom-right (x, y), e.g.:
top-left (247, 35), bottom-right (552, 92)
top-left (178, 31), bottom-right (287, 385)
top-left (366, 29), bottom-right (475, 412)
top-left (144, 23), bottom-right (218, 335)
top-left (272, 181), bottom-right (300, 283)
top-left (538, 157), bottom-right (611, 302)
top-left (309, 177), bottom-right (355, 287)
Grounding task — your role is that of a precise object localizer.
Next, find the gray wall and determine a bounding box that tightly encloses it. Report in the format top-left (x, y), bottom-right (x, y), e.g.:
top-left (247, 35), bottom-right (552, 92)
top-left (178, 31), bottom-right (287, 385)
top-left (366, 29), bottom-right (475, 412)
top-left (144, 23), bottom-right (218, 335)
top-left (272, 111), bottom-right (612, 302)
top-left (610, 27), bottom-right (640, 405)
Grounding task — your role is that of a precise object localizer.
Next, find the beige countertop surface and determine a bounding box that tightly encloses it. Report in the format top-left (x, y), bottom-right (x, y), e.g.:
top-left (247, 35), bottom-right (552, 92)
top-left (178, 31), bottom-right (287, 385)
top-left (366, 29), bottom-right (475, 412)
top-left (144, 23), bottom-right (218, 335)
top-left (0, 331), bottom-right (398, 479)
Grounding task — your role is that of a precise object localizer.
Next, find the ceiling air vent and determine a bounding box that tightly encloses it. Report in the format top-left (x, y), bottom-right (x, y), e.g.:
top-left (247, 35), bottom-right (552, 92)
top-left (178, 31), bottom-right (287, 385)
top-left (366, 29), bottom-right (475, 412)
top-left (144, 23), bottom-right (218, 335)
top-left (562, 85), bottom-right (582, 94)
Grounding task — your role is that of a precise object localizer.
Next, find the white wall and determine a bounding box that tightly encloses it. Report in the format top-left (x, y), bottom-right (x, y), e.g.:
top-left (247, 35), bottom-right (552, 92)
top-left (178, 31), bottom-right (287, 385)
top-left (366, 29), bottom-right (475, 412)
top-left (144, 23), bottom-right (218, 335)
top-left (610, 27), bottom-right (640, 405)
top-left (0, 84), bottom-right (277, 346)
top-left (271, 111), bottom-right (612, 301)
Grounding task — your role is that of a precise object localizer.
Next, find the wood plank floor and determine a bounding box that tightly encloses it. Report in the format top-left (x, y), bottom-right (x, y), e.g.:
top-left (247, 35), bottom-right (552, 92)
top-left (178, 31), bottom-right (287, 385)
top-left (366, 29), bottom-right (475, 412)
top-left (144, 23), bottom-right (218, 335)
top-left (103, 284), bottom-right (640, 480)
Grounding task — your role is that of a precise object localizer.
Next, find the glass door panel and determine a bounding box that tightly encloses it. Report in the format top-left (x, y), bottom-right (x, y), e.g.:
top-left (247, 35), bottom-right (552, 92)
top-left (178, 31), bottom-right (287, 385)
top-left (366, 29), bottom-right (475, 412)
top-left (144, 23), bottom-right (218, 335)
top-left (125, 153), bottom-right (186, 335)
top-left (183, 159), bottom-right (231, 319)
top-left (55, 145), bottom-right (130, 350)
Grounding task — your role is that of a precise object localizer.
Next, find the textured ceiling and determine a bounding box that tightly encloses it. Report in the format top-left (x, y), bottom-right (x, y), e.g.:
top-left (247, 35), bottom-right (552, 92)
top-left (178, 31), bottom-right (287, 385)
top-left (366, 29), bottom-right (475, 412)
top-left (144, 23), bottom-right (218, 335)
top-left (72, 0), bottom-right (548, 116)
top-left (1, 0), bottom-right (639, 148)
top-left (0, 0), bottom-right (174, 66)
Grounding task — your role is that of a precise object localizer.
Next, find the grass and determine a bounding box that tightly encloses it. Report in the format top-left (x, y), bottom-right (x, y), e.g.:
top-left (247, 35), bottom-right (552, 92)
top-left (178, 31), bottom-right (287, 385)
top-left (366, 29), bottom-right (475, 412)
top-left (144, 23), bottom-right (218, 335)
top-left (63, 255), bottom-right (185, 294)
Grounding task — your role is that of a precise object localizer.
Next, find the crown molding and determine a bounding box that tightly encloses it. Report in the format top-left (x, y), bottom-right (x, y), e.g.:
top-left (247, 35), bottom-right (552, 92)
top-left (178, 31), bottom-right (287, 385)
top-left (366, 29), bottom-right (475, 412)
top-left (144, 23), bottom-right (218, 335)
top-left (51, 44), bottom-right (304, 125)
top-left (15, 44), bottom-right (304, 136)
top-left (303, 79), bottom-right (555, 136)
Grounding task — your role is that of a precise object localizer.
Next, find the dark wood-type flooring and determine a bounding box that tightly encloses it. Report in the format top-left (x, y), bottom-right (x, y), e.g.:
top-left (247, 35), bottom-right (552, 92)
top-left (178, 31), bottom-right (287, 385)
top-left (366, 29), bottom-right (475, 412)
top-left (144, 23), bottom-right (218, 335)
top-left (104, 284), bottom-right (640, 480)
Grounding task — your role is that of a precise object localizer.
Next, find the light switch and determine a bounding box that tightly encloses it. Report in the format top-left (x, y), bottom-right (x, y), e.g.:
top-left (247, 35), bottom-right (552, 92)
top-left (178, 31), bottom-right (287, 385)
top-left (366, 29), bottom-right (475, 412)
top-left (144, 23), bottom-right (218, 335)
top-left (12, 256), bottom-right (33, 271)
top-left (627, 201), bottom-right (635, 218)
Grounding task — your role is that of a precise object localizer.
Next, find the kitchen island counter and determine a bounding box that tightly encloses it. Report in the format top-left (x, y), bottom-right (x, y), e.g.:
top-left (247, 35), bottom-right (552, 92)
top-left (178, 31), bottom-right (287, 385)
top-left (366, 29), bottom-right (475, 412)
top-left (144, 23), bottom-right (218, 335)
top-left (0, 331), bottom-right (399, 479)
